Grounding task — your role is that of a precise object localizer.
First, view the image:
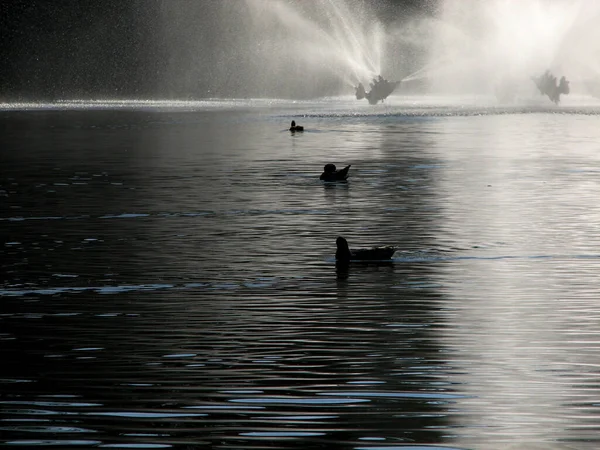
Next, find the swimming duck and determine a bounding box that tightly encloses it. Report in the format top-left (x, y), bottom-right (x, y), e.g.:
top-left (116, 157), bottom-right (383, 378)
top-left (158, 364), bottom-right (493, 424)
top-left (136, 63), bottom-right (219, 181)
top-left (320, 163), bottom-right (351, 181)
top-left (335, 236), bottom-right (396, 262)
top-left (289, 120), bottom-right (304, 132)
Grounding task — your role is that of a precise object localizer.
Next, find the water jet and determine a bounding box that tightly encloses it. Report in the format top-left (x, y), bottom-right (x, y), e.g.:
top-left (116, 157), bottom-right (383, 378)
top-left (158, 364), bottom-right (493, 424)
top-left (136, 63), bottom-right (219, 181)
top-left (400, 0), bottom-right (600, 102)
top-left (241, 0), bottom-right (389, 99)
top-left (234, 0), bottom-right (600, 104)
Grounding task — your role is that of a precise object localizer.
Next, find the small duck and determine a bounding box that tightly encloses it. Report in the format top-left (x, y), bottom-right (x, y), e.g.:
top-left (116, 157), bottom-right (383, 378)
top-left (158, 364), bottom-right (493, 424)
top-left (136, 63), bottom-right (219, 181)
top-left (335, 236), bottom-right (396, 263)
top-left (320, 163), bottom-right (351, 181)
top-left (289, 120), bottom-right (304, 132)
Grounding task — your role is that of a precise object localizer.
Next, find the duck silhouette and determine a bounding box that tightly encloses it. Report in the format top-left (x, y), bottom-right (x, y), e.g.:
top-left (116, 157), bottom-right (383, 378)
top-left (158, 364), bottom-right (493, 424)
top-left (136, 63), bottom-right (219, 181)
top-left (335, 236), bottom-right (396, 262)
top-left (320, 163), bottom-right (351, 181)
top-left (289, 120), bottom-right (304, 132)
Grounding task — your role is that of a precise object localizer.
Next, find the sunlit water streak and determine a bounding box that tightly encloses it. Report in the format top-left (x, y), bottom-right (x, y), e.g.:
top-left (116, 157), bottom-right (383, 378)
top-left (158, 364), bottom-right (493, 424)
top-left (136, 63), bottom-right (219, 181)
top-left (3, 97), bottom-right (600, 449)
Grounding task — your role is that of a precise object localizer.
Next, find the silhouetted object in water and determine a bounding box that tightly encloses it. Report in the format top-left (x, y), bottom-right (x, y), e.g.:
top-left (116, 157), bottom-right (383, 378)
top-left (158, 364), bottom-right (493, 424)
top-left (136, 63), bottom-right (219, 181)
top-left (335, 236), bottom-right (396, 263)
top-left (355, 75), bottom-right (400, 104)
top-left (559, 76), bottom-right (570, 95)
top-left (289, 120), bottom-right (304, 132)
top-left (531, 70), bottom-right (570, 104)
top-left (320, 164), bottom-right (351, 181)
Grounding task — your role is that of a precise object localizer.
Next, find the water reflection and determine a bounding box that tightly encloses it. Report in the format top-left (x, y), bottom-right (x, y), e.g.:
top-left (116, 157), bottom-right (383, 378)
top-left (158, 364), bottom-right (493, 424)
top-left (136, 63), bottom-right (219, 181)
top-left (3, 103), bottom-right (600, 448)
top-left (428, 114), bottom-right (600, 447)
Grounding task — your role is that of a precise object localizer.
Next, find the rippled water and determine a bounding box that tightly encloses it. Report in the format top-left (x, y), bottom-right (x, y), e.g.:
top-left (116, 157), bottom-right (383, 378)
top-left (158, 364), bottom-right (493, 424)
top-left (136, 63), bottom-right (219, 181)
top-left (3, 96), bottom-right (600, 449)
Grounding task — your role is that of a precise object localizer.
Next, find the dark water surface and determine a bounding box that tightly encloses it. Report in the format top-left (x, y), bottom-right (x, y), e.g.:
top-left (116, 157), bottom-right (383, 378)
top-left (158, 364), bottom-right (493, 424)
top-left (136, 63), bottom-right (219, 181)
top-left (3, 97), bottom-right (600, 449)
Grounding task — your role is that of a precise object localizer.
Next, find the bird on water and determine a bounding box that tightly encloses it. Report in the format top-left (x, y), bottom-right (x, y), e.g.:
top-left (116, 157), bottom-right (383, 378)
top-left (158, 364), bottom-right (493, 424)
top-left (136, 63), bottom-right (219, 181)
top-left (289, 120), bottom-right (304, 132)
top-left (320, 163), bottom-right (351, 181)
top-left (335, 236), bottom-right (396, 263)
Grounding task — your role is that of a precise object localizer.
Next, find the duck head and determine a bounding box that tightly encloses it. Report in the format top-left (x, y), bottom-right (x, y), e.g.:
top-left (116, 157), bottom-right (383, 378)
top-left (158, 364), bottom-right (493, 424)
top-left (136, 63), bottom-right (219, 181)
top-left (335, 236), bottom-right (352, 261)
top-left (323, 163), bottom-right (337, 173)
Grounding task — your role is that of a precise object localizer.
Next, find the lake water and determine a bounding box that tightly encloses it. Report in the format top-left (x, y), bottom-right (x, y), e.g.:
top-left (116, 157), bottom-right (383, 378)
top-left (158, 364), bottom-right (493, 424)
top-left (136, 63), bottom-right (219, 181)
top-left (3, 95), bottom-right (600, 449)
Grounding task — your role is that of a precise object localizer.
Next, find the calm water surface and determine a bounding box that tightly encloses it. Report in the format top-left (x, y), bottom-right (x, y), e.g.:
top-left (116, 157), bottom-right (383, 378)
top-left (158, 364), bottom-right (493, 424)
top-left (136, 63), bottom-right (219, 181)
top-left (3, 97), bottom-right (600, 449)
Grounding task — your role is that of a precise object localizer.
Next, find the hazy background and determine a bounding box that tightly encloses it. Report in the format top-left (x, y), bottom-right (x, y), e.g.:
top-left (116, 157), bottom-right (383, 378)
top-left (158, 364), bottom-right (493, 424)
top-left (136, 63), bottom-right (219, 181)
top-left (0, 0), bottom-right (435, 101)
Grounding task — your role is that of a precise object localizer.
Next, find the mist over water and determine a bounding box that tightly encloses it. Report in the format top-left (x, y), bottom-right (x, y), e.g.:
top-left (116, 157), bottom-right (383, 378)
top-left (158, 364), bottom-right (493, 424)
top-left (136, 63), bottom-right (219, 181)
top-left (412, 0), bottom-right (600, 94)
top-left (242, 0), bottom-right (384, 91)
top-left (3, 0), bottom-right (600, 100)
top-left (157, 0), bottom-right (392, 99)
top-left (153, 0), bottom-right (600, 99)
